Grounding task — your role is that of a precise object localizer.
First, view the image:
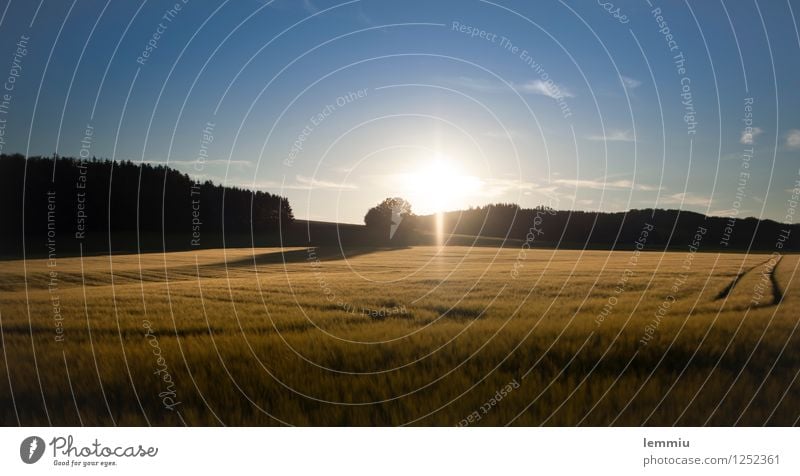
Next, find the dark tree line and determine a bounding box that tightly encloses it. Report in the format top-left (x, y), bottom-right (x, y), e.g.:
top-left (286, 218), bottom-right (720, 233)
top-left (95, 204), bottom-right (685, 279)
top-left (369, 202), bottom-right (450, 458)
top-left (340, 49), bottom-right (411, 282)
top-left (0, 154), bottom-right (293, 256)
top-left (415, 203), bottom-right (799, 251)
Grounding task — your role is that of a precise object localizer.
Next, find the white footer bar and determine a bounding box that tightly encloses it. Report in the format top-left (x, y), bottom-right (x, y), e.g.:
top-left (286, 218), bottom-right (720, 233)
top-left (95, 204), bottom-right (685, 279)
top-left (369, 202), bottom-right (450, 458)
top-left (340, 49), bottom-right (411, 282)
top-left (1, 427), bottom-right (797, 475)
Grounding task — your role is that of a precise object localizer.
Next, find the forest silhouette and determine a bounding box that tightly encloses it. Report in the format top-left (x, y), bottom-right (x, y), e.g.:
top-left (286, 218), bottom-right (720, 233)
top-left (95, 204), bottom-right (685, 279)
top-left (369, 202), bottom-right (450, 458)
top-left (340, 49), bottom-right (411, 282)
top-left (2, 153), bottom-right (797, 258)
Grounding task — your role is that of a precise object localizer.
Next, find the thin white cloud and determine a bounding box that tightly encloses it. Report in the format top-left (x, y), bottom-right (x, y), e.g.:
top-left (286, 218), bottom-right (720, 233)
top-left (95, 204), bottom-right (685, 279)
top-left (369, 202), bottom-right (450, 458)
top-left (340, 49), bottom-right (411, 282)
top-left (445, 77), bottom-right (574, 100)
top-left (246, 180), bottom-right (283, 190)
top-left (620, 75), bottom-right (641, 89)
top-left (302, 0), bottom-right (319, 14)
top-left (446, 76), bottom-right (506, 93)
top-left (708, 208), bottom-right (751, 217)
top-left (515, 79), bottom-right (574, 99)
top-left (661, 192), bottom-right (711, 207)
top-left (586, 130), bottom-right (635, 142)
top-left (477, 178), bottom-right (540, 196)
top-left (740, 127), bottom-right (763, 145)
top-left (247, 175), bottom-right (358, 191)
top-left (474, 179), bottom-right (565, 204)
top-left (355, 6), bottom-right (375, 26)
top-left (554, 178), bottom-right (659, 192)
top-left (786, 129), bottom-right (800, 149)
top-left (295, 175), bottom-right (357, 190)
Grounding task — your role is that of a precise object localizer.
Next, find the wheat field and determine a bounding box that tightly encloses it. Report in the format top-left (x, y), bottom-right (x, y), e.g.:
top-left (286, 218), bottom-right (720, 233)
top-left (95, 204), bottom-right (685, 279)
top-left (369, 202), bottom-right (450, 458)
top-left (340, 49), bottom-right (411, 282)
top-left (0, 246), bottom-right (797, 426)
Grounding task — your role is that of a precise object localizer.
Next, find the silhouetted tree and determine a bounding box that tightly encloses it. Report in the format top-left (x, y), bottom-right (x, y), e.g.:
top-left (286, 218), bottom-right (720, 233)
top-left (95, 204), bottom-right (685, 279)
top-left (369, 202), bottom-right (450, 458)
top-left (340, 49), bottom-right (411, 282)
top-left (364, 197), bottom-right (412, 242)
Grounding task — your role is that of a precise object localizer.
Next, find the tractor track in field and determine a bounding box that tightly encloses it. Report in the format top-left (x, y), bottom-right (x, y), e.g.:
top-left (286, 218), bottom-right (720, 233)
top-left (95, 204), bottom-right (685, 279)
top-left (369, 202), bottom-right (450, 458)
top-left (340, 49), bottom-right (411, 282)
top-left (714, 256), bottom-right (774, 301)
top-left (767, 256), bottom-right (784, 306)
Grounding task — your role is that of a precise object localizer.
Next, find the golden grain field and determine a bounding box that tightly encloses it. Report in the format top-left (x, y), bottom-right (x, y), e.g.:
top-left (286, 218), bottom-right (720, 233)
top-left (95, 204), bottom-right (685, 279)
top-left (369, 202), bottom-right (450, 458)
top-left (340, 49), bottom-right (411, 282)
top-left (0, 246), bottom-right (797, 426)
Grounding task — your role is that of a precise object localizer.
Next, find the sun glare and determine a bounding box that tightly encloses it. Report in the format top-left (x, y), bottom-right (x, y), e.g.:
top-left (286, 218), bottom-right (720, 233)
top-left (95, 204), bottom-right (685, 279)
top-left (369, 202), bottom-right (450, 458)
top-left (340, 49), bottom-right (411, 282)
top-left (401, 154), bottom-right (481, 216)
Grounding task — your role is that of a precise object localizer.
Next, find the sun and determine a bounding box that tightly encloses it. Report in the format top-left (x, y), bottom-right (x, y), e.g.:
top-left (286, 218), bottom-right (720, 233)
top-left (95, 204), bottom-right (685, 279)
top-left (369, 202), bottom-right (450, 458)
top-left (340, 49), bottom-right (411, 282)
top-left (401, 154), bottom-right (481, 215)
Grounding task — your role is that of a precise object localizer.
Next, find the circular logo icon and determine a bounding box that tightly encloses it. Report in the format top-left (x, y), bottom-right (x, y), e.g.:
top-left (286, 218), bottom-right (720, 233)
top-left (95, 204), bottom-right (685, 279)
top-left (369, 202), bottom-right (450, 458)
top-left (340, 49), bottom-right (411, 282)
top-left (20, 436), bottom-right (45, 464)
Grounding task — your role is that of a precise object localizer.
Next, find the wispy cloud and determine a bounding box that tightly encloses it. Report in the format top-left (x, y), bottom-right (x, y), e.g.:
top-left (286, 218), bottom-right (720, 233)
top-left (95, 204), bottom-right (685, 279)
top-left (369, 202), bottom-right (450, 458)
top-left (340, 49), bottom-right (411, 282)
top-left (444, 77), bottom-right (574, 100)
top-left (248, 175), bottom-right (358, 191)
top-left (786, 129), bottom-right (800, 149)
top-left (660, 192), bottom-right (711, 207)
top-left (355, 6), bottom-right (375, 26)
top-left (740, 126), bottom-right (763, 145)
top-left (620, 75), bottom-right (641, 89)
top-left (301, 0), bottom-right (319, 14)
top-left (295, 175), bottom-right (357, 190)
top-left (515, 79), bottom-right (574, 99)
top-left (477, 178), bottom-right (542, 196)
top-left (445, 76), bottom-right (506, 93)
top-left (586, 130), bottom-right (635, 142)
top-left (554, 178), bottom-right (659, 191)
top-left (483, 179), bottom-right (563, 206)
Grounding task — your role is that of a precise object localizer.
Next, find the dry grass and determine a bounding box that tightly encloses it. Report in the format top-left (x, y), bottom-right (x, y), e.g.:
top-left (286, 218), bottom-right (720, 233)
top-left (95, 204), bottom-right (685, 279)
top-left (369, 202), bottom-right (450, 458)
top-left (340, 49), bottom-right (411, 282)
top-left (0, 246), bottom-right (797, 426)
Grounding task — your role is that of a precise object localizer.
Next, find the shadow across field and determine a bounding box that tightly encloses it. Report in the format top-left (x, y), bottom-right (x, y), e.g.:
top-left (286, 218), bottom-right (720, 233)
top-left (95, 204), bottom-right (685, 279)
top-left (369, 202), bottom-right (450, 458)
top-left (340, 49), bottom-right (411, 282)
top-left (196, 245), bottom-right (411, 273)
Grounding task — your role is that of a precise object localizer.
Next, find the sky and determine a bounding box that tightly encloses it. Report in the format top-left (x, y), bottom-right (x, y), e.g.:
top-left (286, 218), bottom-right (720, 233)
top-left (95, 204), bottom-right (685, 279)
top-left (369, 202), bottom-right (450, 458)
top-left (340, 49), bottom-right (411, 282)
top-left (0, 0), bottom-right (799, 224)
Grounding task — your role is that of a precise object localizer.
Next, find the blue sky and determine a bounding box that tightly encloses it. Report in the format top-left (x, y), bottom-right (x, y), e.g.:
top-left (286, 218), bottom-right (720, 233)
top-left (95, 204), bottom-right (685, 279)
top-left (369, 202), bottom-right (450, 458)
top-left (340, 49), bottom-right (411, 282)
top-left (1, 0), bottom-right (799, 224)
